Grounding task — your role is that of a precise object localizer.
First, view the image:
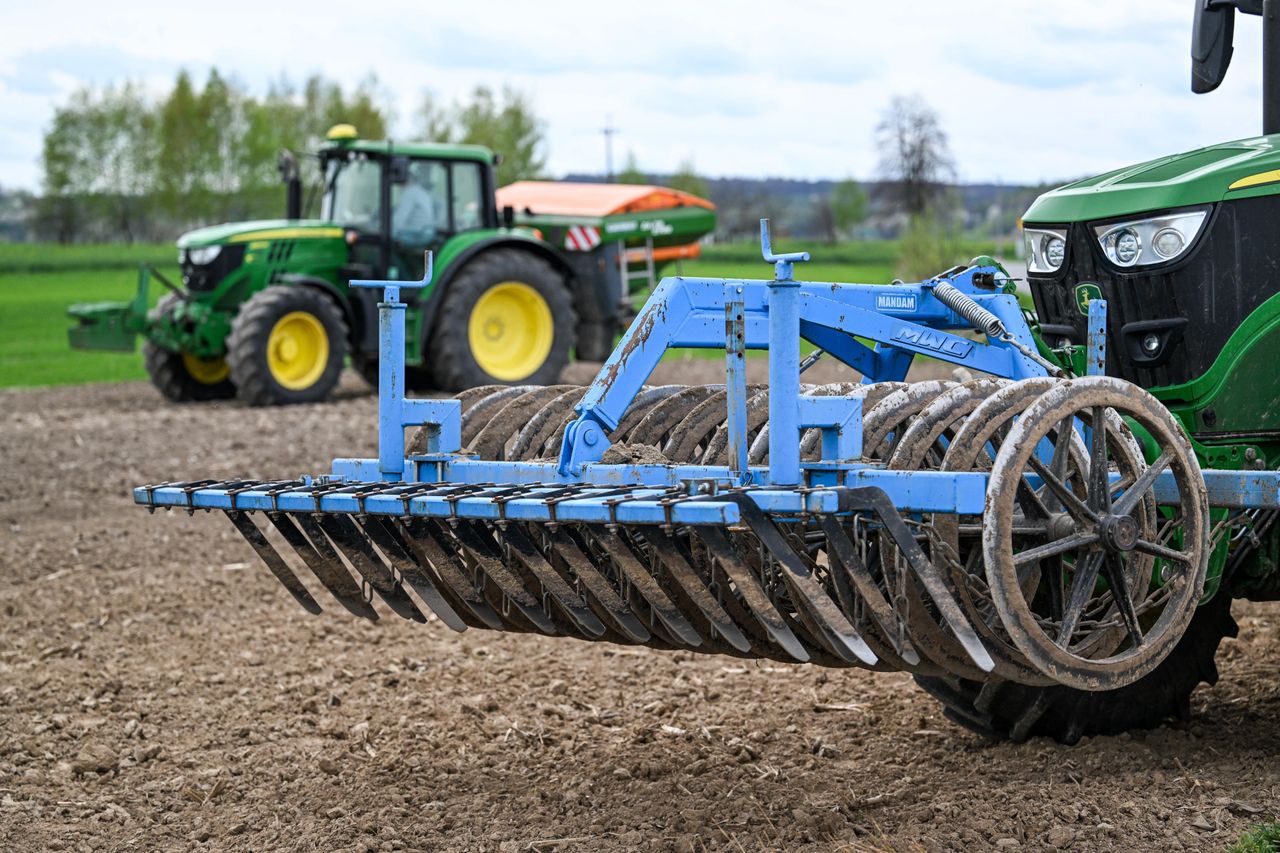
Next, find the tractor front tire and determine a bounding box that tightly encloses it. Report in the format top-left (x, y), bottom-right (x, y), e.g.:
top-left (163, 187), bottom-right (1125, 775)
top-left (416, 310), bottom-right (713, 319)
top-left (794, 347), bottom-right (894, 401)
top-left (915, 593), bottom-right (1238, 744)
top-left (429, 249), bottom-right (576, 392)
top-left (143, 294), bottom-right (236, 403)
top-left (227, 286), bottom-right (348, 406)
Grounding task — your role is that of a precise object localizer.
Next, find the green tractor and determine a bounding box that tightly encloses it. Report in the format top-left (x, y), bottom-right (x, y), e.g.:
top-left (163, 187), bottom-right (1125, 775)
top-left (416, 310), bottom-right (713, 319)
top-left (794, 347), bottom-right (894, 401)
top-left (919, 0), bottom-right (1280, 740)
top-left (67, 125), bottom-right (715, 405)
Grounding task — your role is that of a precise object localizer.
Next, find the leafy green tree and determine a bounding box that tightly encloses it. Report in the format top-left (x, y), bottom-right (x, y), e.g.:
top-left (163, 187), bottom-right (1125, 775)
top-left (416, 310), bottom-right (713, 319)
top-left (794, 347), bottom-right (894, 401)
top-left (831, 179), bottom-right (868, 236)
top-left (198, 69), bottom-right (249, 220)
top-left (156, 71), bottom-right (209, 224)
top-left (414, 86), bottom-right (545, 186)
top-left (616, 152), bottom-right (646, 184)
top-left (37, 68), bottom-right (392, 240)
top-left (39, 82), bottom-right (156, 242)
top-left (667, 158), bottom-right (708, 198)
top-left (896, 212), bottom-right (964, 280)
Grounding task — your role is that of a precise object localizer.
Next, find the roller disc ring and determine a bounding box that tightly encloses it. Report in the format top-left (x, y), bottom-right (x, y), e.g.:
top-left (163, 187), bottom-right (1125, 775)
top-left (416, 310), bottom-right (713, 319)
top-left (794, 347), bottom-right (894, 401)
top-left (982, 376), bottom-right (1209, 691)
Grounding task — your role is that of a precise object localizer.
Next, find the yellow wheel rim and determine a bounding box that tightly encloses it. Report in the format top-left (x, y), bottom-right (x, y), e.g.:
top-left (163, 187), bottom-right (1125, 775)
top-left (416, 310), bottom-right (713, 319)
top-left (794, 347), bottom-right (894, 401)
top-left (181, 352), bottom-right (230, 385)
top-left (467, 281), bottom-right (554, 381)
top-left (267, 311), bottom-right (330, 390)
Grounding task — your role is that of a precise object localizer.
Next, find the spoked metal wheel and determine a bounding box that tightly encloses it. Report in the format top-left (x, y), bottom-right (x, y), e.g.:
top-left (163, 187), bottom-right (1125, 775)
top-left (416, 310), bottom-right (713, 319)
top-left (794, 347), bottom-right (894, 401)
top-left (983, 376), bottom-right (1209, 690)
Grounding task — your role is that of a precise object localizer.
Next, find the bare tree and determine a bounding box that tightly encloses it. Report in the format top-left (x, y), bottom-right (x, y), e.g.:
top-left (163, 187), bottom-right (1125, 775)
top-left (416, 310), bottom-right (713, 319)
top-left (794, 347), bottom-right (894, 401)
top-left (875, 95), bottom-right (954, 217)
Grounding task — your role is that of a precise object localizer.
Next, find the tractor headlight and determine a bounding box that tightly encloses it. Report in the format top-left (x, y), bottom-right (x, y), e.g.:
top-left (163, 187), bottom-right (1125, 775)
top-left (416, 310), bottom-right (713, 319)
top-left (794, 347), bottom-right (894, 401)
top-left (1024, 226), bottom-right (1068, 273)
top-left (187, 245), bottom-right (223, 266)
top-left (1093, 208), bottom-right (1208, 269)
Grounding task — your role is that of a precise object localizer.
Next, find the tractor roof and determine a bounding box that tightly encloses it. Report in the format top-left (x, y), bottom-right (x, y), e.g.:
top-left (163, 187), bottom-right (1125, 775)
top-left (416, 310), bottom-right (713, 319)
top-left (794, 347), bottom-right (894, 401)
top-left (321, 137), bottom-right (496, 164)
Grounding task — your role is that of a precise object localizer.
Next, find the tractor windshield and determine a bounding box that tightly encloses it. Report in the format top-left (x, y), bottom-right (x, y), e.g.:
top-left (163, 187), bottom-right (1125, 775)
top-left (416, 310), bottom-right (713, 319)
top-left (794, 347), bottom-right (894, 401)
top-left (320, 155), bottom-right (382, 231)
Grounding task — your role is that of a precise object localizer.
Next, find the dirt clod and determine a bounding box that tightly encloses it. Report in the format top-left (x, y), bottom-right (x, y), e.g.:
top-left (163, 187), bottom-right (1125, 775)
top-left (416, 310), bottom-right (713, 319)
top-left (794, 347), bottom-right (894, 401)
top-left (71, 744), bottom-right (118, 775)
top-left (600, 442), bottom-right (669, 465)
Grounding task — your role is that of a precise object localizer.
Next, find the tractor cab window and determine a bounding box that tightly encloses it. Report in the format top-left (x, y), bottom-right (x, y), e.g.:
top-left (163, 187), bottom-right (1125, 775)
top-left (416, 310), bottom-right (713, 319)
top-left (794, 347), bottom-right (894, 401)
top-left (320, 155), bottom-right (382, 231)
top-left (451, 162), bottom-right (484, 232)
top-left (391, 160), bottom-right (448, 246)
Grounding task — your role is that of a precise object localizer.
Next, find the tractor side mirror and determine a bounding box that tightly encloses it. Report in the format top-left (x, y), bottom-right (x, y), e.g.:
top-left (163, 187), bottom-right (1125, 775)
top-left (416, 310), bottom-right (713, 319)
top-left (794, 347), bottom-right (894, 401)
top-left (1192, 0), bottom-right (1240, 93)
top-left (502, 205), bottom-right (516, 229)
top-left (389, 156), bottom-right (411, 185)
top-left (277, 150), bottom-right (299, 182)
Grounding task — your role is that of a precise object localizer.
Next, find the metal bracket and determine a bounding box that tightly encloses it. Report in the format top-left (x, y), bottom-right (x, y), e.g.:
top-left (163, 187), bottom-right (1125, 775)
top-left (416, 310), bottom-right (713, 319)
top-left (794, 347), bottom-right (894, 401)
top-left (349, 252), bottom-right (462, 481)
top-left (1087, 297), bottom-right (1108, 376)
top-left (759, 218), bottom-right (810, 281)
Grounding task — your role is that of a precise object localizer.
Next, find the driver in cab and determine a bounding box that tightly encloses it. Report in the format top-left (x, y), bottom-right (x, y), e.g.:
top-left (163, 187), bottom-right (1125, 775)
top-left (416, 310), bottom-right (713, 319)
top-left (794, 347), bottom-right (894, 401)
top-left (392, 171), bottom-right (442, 246)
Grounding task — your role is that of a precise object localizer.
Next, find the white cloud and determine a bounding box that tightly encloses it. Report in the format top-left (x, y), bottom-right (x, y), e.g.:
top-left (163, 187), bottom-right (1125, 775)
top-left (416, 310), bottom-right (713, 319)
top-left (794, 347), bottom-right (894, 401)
top-left (0, 0), bottom-right (1267, 189)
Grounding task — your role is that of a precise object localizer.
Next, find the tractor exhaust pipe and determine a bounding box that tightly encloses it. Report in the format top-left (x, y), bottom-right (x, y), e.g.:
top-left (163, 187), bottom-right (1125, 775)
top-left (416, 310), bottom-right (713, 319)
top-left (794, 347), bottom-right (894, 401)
top-left (278, 150), bottom-right (302, 220)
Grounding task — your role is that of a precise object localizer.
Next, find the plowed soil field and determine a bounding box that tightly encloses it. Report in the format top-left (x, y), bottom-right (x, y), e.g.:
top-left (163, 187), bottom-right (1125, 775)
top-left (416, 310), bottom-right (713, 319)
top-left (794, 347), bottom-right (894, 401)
top-left (1, 362), bottom-right (1277, 852)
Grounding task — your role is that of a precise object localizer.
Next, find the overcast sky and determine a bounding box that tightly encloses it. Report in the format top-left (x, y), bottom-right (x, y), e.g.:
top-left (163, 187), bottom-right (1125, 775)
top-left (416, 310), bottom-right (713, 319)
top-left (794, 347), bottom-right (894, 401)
top-left (0, 0), bottom-right (1269, 191)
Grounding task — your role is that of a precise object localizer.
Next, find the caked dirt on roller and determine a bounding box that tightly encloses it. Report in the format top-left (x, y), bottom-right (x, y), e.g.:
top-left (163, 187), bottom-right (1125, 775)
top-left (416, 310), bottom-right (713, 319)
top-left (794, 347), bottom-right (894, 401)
top-left (1, 360), bottom-right (1278, 852)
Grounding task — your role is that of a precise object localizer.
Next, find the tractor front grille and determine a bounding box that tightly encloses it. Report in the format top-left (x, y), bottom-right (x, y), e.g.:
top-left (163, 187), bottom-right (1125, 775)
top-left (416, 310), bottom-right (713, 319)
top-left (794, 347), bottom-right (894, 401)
top-left (181, 244), bottom-right (246, 293)
top-left (1028, 194), bottom-right (1280, 392)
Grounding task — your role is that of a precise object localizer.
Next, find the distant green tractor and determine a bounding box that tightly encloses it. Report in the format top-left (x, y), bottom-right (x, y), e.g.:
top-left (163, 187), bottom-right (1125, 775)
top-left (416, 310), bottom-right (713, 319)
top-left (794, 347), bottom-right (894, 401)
top-left (68, 125), bottom-right (715, 405)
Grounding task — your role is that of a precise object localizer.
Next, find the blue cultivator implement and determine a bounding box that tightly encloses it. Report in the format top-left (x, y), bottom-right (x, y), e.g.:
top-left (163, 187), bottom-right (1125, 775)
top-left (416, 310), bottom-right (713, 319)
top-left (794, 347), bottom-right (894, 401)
top-left (137, 222), bottom-right (1280, 737)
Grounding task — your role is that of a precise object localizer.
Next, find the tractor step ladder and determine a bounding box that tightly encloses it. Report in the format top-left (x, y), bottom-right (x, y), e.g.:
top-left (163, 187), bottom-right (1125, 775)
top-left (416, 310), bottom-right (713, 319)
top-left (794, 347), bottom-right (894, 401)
top-left (620, 236), bottom-right (659, 295)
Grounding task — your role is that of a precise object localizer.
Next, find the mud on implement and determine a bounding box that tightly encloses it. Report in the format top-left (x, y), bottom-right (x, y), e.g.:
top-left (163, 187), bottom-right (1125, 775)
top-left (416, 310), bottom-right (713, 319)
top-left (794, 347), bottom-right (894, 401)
top-left (137, 223), bottom-right (1280, 742)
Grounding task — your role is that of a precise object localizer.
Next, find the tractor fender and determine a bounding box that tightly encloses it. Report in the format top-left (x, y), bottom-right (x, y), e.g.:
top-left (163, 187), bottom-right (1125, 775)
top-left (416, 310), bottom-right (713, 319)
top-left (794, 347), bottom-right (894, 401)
top-left (419, 235), bottom-right (577, 350)
top-left (272, 273), bottom-right (371, 349)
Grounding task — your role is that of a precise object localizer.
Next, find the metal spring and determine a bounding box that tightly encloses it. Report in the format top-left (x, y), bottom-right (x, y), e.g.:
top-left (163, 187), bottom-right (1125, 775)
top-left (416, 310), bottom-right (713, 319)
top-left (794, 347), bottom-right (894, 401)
top-left (932, 281), bottom-right (1007, 338)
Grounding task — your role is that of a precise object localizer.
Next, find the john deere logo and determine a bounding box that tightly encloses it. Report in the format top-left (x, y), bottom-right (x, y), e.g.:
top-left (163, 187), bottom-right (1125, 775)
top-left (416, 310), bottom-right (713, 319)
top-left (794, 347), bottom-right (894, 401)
top-left (1075, 282), bottom-right (1103, 315)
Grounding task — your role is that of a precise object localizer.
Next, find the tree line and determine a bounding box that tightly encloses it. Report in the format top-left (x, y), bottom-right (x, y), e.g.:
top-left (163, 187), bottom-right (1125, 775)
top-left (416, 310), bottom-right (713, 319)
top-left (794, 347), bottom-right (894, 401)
top-left (34, 69), bottom-right (981, 252)
top-left (35, 71), bottom-right (550, 243)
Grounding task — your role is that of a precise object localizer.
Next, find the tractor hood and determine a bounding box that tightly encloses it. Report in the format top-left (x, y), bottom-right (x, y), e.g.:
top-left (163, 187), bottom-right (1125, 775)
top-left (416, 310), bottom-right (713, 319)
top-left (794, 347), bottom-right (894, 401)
top-left (1025, 134), bottom-right (1280, 223)
top-left (176, 220), bottom-right (345, 249)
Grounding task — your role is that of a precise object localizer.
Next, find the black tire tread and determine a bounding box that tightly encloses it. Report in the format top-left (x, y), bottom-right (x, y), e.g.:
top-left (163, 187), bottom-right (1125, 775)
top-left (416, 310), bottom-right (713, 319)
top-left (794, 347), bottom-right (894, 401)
top-left (142, 293), bottom-right (236, 403)
top-left (227, 286), bottom-right (348, 406)
top-left (428, 248), bottom-right (575, 392)
top-left (915, 594), bottom-right (1239, 744)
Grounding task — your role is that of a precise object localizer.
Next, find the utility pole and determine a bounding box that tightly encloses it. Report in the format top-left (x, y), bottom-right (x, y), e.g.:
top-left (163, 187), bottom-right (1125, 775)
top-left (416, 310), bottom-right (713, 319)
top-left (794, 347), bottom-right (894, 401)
top-left (602, 116), bottom-right (619, 180)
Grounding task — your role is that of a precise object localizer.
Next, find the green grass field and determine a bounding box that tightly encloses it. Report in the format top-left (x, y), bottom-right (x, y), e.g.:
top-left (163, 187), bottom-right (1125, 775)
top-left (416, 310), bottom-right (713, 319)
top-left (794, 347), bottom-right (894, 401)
top-left (0, 238), bottom-right (1010, 389)
top-left (0, 265), bottom-right (173, 387)
top-left (0, 242), bottom-right (173, 274)
top-left (1231, 822), bottom-right (1280, 853)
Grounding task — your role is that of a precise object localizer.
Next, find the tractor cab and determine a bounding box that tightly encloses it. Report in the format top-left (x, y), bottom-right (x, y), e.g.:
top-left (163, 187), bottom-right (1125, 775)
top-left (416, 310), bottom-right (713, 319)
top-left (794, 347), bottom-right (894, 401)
top-left (316, 125), bottom-right (500, 283)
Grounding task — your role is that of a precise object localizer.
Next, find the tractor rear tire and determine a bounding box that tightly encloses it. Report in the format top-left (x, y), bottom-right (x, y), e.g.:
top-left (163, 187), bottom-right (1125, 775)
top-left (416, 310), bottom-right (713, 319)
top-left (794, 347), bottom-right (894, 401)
top-left (143, 294), bottom-right (236, 403)
top-left (428, 248), bottom-right (575, 392)
top-left (227, 286), bottom-right (348, 406)
top-left (914, 593), bottom-right (1238, 744)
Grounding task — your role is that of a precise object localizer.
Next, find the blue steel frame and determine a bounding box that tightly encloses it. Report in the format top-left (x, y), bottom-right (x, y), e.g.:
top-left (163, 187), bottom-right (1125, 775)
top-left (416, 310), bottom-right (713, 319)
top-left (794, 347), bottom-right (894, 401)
top-left (134, 225), bottom-right (1280, 523)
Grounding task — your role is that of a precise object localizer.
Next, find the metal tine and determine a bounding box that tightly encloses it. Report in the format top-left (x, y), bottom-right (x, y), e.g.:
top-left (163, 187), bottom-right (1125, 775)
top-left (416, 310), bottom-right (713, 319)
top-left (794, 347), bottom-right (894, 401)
top-left (225, 511), bottom-right (323, 615)
top-left (565, 529), bottom-right (685, 651)
top-left (735, 544), bottom-right (853, 668)
top-left (819, 515), bottom-right (922, 667)
top-left (638, 526), bottom-right (752, 654)
top-left (490, 525), bottom-right (609, 640)
top-left (265, 513), bottom-right (378, 620)
top-left (358, 517), bottom-right (469, 632)
top-left (840, 487), bottom-right (995, 673)
top-left (538, 527), bottom-right (652, 643)
top-left (445, 521), bottom-right (560, 635)
top-left (583, 528), bottom-right (703, 648)
top-left (722, 494), bottom-right (878, 667)
top-left (693, 527), bottom-right (810, 663)
top-left (394, 519), bottom-right (509, 631)
top-left (311, 514), bottom-right (427, 623)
